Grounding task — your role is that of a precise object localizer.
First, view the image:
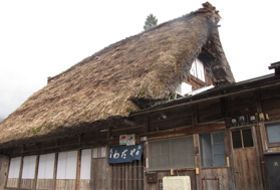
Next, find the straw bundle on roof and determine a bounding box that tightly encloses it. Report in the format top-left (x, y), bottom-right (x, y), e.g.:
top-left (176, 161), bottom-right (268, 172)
top-left (0, 2), bottom-right (234, 145)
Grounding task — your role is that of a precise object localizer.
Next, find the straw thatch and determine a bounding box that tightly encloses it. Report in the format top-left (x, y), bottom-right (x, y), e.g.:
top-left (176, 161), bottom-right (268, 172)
top-left (0, 2), bottom-right (234, 145)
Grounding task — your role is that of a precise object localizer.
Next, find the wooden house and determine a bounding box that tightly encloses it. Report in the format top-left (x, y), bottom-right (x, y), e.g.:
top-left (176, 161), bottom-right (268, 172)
top-left (0, 2), bottom-right (279, 190)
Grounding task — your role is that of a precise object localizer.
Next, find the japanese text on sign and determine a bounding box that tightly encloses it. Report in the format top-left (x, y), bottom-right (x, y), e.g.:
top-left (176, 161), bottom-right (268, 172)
top-left (108, 144), bottom-right (143, 164)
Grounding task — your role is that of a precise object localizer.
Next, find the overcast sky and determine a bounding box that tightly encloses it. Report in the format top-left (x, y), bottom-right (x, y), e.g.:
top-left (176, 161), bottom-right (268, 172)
top-left (0, 0), bottom-right (279, 119)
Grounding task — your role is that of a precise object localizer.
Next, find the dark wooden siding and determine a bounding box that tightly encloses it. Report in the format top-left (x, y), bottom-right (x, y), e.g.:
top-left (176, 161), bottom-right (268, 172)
top-left (0, 156), bottom-right (8, 190)
top-left (200, 168), bottom-right (233, 190)
top-left (91, 158), bottom-right (111, 190)
top-left (145, 170), bottom-right (196, 190)
top-left (55, 179), bottom-right (76, 190)
top-left (232, 148), bottom-right (263, 190)
top-left (20, 179), bottom-right (36, 189)
top-left (6, 178), bottom-right (18, 188)
top-left (36, 179), bottom-right (54, 190)
top-left (111, 160), bottom-right (144, 190)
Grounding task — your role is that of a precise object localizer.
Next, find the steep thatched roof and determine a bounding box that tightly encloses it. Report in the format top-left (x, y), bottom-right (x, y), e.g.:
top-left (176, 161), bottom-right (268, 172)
top-left (0, 2), bottom-right (234, 145)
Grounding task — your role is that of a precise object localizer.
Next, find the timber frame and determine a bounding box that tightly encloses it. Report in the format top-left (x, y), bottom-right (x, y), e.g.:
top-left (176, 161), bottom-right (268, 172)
top-left (0, 67), bottom-right (280, 190)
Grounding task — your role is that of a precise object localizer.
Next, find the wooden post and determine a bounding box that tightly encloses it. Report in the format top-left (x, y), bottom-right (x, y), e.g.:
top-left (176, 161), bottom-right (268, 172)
top-left (143, 141), bottom-right (148, 190)
top-left (146, 116), bottom-right (151, 133)
top-left (192, 104), bottom-right (198, 126)
top-left (193, 134), bottom-right (201, 190)
top-left (53, 153), bottom-right (58, 190)
top-left (220, 96), bottom-right (236, 189)
top-left (33, 155), bottom-right (40, 190)
top-left (75, 149), bottom-right (82, 190)
top-left (17, 156), bottom-right (24, 190)
top-left (4, 156), bottom-right (10, 189)
top-left (255, 90), bottom-right (266, 190)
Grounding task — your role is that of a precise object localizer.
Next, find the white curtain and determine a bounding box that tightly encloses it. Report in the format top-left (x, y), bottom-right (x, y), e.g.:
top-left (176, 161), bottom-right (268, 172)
top-left (57, 151), bottom-right (77, 179)
top-left (38, 153), bottom-right (55, 179)
top-left (22, 156), bottom-right (36, 179)
top-left (80, 149), bottom-right (92, 180)
top-left (8, 157), bottom-right (21, 178)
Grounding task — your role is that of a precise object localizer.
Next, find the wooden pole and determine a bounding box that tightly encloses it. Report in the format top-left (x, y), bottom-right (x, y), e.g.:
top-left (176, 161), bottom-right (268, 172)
top-left (4, 156), bottom-right (10, 188)
top-left (17, 156), bottom-right (24, 190)
top-left (33, 155), bottom-right (40, 190)
top-left (53, 153), bottom-right (58, 190)
top-left (75, 149), bottom-right (82, 190)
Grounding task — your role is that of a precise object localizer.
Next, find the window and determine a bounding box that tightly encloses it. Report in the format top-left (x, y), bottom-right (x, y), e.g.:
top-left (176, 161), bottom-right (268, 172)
top-left (8, 157), bottom-right (21, 179)
top-left (232, 128), bottom-right (254, 149)
top-left (38, 153), bottom-right (55, 179)
top-left (57, 151), bottom-right (77, 179)
top-left (7, 157), bottom-right (21, 188)
top-left (22, 156), bottom-right (37, 179)
top-left (266, 123), bottom-right (280, 144)
top-left (200, 132), bottom-right (225, 167)
top-left (80, 149), bottom-right (92, 180)
top-left (148, 136), bottom-right (194, 170)
top-left (190, 59), bottom-right (205, 82)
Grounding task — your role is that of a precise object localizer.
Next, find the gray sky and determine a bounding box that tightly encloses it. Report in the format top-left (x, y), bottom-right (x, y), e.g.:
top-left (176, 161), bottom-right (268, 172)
top-left (0, 0), bottom-right (279, 119)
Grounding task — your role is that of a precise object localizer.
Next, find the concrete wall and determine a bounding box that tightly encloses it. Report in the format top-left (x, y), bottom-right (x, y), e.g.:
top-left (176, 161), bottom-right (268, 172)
top-left (0, 155), bottom-right (9, 190)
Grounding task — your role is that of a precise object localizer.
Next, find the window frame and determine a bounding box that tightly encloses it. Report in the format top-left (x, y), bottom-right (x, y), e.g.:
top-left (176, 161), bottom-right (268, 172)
top-left (7, 157), bottom-right (22, 180)
top-left (200, 131), bottom-right (226, 168)
top-left (21, 155), bottom-right (37, 179)
top-left (56, 151), bottom-right (78, 180)
top-left (80, 149), bottom-right (92, 180)
top-left (265, 122), bottom-right (280, 147)
top-left (37, 153), bottom-right (55, 180)
top-left (6, 156), bottom-right (22, 188)
top-left (147, 136), bottom-right (195, 171)
top-left (231, 127), bottom-right (254, 149)
top-left (189, 59), bottom-right (206, 82)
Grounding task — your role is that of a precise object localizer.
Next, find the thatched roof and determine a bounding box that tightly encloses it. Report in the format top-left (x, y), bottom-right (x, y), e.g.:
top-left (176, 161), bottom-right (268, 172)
top-left (0, 2), bottom-right (234, 145)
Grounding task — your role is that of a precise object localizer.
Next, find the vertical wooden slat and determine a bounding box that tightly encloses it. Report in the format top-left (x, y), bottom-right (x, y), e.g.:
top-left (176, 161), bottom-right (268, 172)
top-left (143, 141), bottom-right (148, 190)
top-left (53, 153), bottom-right (58, 190)
top-left (255, 91), bottom-right (267, 190)
top-left (33, 155), bottom-right (39, 190)
top-left (75, 150), bottom-right (81, 190)
top-left (111, 161), bottom-right (144, 190)
top-left (193, 134), bottom-right (201, 190)
top-left (18, 156), bottom-right (24, 190)
top-left (4, 156), bottom-right (10, 188)
top-left (137, 161), bottom-right (140, 190)
top-left (201, 168), bottom-right (230, 190)
top-left (233, 146), bottom-right (263, 190)
top-left (121, 164), bottom-right (124, 190)
top-left (134, 161), bottom-right (137, 190)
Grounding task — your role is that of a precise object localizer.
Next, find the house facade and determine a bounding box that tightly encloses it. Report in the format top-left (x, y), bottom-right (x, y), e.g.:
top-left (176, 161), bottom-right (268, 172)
top-left (0, 2), bottom-right (279, 190)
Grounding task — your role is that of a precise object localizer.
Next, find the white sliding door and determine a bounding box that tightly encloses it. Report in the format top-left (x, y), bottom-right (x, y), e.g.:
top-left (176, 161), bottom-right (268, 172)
top-left (22, 156), bottom-right (36, 179)
top-left (80, 149), bottom-right (92, 180)
top-left (38, 153), bottom-right (55, 179)
top-left (57, 151), bottom-right (77, 179)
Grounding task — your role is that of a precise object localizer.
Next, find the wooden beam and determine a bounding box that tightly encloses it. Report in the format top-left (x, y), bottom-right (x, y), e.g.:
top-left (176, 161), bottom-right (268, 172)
top-left (144, 123), bottom-right (225, 139)
top-left (33, 155), bottom-right (39, 190)
top-left (131, 79), bottom-right (280, 117)
top-left (255, 90), bottom-right (267, 190)
top-left (4, 156), bottom-right (10, 189)
top-left (17, 156), bottom-right (24, 190)
top-left (75, 149), bottom-right (82, 190)
top-left (53, 152), bottom-right (58, 190)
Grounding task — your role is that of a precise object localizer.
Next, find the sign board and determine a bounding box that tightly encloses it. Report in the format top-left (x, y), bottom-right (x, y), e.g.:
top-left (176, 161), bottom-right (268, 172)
top-left (119, 134), bottom-right (135, 145)
top-left (163, 176), bottom-right (191, 190)
top-left (108, 144), bottom-right (143, 164)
